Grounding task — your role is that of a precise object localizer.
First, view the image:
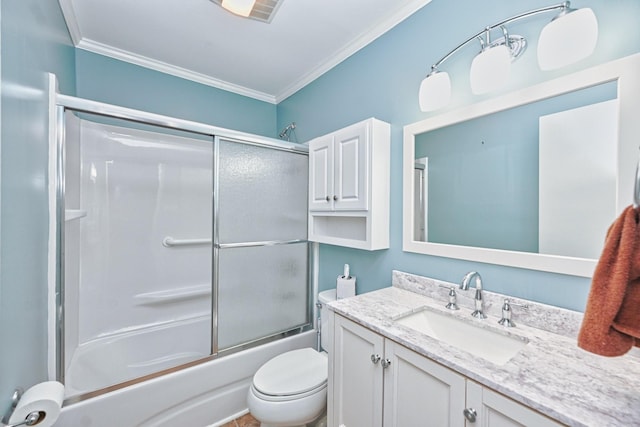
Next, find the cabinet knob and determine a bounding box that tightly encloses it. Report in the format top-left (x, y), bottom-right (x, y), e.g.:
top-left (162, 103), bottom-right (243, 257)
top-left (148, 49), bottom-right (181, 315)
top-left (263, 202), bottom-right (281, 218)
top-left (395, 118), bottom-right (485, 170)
top-left (381, 358), bottom-right (391, 369)
top-left (463, 408), bottom-right (477, 423)
top-left (333, 195), bottom-right (338, 201)
top-left (325, 196), bottom-right (330, 202)
top-left (370, 354), bottom-right (381, 364)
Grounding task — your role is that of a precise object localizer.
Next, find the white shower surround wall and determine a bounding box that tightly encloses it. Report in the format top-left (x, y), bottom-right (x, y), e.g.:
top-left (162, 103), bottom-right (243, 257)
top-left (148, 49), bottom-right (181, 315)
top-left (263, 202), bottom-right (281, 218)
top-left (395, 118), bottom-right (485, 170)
top-left (75, 118), bottom-right (213, 343)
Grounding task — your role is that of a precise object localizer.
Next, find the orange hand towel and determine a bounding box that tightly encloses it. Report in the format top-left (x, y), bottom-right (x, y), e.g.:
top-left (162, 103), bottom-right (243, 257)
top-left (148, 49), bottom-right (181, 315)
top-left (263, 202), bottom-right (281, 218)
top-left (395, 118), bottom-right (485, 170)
top-left (577, 205), bottom-right (640, 356)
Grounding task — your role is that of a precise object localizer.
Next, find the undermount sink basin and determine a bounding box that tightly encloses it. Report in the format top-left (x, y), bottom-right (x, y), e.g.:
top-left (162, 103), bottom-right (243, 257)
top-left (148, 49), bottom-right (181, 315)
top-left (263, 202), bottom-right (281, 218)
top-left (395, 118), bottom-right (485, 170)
top-left (395, 308), bottom-right (529, 365)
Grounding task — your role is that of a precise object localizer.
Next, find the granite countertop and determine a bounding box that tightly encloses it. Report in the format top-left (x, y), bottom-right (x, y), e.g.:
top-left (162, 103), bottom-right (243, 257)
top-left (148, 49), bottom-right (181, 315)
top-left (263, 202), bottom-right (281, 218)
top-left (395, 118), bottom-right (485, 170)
top-left (327, 271), bottom-right (640, 427)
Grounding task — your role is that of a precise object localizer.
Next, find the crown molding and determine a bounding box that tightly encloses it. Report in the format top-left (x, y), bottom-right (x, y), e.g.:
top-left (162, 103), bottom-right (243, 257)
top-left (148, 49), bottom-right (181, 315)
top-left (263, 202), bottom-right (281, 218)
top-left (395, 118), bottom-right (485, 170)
top-left (58, 0), bottom-right (82, 45)
top-left (77, 39), bottom-right (277, 104)
top-left (274, 0), bottom-right (432, 102)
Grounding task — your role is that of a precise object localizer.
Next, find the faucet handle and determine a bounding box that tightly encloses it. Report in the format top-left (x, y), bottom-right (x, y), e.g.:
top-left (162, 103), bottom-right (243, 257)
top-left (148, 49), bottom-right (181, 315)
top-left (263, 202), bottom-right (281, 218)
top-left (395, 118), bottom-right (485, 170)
top-left (438, 285), bottom-right (460, 310)
top-left (498, 299), bottom-right (529, 327)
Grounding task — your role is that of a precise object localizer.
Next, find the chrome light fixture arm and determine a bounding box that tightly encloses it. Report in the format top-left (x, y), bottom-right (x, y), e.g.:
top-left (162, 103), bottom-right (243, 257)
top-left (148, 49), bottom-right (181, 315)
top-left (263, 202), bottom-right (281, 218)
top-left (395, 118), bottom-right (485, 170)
top-left (427, 1), bottom-right (571, 75)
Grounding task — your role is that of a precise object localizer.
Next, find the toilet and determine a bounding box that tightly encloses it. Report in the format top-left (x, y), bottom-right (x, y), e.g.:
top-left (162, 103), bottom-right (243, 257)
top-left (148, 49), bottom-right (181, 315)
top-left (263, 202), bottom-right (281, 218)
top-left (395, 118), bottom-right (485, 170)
top-left (247, 289), bottom-right (336, 427)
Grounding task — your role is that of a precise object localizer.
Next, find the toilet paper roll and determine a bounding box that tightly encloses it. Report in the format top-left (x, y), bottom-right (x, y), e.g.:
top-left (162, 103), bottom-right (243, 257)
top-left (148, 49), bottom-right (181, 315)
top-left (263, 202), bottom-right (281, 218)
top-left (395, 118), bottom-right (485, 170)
top-left (337, 276), bottom-right (356, 299)
top-left (9, 381), bottom-right (64, 427)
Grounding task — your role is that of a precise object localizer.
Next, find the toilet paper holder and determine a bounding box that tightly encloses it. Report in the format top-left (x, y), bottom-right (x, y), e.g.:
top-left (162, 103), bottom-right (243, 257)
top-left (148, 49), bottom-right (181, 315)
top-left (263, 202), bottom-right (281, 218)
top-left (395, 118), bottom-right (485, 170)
top-left (2, 389), bottom-right (43, 427)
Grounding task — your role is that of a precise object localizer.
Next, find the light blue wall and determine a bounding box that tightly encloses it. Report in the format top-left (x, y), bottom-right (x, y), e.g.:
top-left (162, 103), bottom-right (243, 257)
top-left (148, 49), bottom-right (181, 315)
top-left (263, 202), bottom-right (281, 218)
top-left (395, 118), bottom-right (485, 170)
top-left (0, 0), bottom-right (75, 412)
top-left (75, 50), bottom-right (278, 138)
top-left (278, 0), bottom-right (640, 311)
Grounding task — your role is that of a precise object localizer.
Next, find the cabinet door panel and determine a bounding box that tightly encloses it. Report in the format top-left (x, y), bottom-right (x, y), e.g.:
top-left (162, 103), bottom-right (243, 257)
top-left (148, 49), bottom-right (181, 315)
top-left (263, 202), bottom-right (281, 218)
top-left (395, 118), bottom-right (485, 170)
top-left (333, 316), bottom-right (384, 427)
top-left (309, 135), bottom-right (334, 211)
top-left (466, 381), bottom-right (563, 427)
top-left (384, 341), bottom-right (466, 427)
top-left (334, 123), bottom-right (368, 210)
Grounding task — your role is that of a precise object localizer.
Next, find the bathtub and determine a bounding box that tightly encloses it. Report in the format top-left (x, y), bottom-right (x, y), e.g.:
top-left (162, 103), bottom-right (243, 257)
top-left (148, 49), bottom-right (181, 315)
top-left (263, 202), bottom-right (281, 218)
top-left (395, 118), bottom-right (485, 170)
top-left (64, 315), bottom-right (212, 398)
top-left (56, 331), bottom-right (316, 426)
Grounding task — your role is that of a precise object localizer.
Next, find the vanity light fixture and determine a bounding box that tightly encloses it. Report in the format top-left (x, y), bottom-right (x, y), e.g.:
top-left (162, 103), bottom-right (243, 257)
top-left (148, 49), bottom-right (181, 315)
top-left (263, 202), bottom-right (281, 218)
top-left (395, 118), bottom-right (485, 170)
top-left (418, 1), bottom-right (598, 112)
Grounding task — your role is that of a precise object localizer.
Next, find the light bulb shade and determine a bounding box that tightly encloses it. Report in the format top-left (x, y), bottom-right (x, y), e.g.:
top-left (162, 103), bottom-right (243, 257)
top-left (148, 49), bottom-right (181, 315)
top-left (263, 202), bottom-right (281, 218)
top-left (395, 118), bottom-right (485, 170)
top-left (469, 45), bottom-right (511, 95)
top-left (221, 0), bottom-right (256, 17)
top-left (418, 71), bottom-right (451, 112)
top-left (537, 8), bottom-right (598, 71)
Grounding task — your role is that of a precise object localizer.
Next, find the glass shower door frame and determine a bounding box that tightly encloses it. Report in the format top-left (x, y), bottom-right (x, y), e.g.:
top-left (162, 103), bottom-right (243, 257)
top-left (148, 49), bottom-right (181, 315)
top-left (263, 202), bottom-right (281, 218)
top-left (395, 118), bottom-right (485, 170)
top-left (53, 95), bottom-right (312, 403)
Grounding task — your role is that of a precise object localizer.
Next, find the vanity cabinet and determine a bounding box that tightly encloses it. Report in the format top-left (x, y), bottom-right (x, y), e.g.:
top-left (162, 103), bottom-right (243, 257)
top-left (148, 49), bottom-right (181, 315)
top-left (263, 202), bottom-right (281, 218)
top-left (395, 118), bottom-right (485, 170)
top-left (307, 118), bottom-right (390, 250)
top-left (331, 315), bottom-right (562, 427)
top-left (465, 381), bottom-right (563, 427)
top-left (332, 312), bottom-right (385, 426)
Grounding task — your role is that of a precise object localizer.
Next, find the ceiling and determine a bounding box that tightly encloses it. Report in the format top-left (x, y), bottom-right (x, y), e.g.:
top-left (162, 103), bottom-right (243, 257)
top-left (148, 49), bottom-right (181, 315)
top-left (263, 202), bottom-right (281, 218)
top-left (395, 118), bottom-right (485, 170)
top-left (59, 0), bottom-right (432, 104)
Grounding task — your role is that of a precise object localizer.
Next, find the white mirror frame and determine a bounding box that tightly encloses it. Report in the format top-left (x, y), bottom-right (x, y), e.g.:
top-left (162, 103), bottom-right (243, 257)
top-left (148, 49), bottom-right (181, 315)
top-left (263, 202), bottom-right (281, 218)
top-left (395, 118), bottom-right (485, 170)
top-left (403, 53), bottom-right (640, 278)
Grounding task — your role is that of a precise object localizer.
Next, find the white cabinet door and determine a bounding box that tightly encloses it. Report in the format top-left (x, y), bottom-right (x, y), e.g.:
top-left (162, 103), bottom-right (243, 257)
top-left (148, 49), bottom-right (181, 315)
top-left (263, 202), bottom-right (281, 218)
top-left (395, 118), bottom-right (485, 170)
top-left (333, 316), bottom-right (385, 427)
top-left (384, 340), bottom-right (466, 427)
top-left (333, 122), bottom-right (368, 211)
top-left (465, 381), bottom-right (563, 427)
top-left (309, 134), bottom-right (334, 211)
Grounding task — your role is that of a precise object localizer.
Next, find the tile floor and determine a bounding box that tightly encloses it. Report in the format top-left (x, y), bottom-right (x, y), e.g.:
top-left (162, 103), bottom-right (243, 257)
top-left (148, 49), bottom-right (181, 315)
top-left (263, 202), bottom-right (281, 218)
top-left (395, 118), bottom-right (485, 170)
top-left (221, 412), bottom-right (328, 427)
top-left (220, 413), bottom-right (260, 427)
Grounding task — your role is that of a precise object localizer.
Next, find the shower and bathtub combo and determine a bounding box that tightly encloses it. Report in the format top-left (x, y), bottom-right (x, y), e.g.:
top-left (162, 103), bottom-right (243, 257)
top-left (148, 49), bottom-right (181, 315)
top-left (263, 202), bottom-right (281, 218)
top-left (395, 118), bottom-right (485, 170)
top-left (49, 83), bottom-right (326, 426)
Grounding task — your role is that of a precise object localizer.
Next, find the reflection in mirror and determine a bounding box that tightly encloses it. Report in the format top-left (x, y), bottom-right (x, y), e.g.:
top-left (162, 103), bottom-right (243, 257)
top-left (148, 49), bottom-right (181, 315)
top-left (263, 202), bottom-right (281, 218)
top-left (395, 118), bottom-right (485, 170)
top-left (413, 83), bottom-right (617, 259)
top-left (414, 158), bottom-right (427, 241)
top-left (403, 54), bottom-right (640, 277)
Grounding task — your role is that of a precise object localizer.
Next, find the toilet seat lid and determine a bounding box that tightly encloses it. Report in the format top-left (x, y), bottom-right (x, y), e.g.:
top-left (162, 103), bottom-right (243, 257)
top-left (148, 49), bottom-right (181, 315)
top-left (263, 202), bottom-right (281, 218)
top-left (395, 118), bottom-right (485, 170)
top-left (253, 348), bottom-right (327, 396)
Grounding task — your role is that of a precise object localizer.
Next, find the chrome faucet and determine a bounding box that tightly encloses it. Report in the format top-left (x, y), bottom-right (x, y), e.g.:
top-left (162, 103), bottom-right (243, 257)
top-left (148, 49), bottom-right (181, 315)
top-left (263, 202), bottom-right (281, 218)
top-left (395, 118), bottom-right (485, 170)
top-left (498, 299), bottom-right (529, 327)
top-left (460, 271), bottom-right (487, 319)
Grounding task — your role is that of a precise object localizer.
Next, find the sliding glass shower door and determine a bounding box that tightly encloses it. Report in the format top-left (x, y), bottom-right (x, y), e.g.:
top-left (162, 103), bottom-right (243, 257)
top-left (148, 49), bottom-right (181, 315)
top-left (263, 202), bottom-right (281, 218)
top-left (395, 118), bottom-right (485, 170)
top-left (59, 110), bottom-right (311, 400)
top-left (214, 138), bottom-right (310, 352)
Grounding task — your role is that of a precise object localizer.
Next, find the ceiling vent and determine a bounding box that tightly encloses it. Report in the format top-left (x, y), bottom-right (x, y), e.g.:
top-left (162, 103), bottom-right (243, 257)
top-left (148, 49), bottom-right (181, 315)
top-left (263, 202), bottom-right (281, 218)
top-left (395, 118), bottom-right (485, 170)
top-left (211, 0), bottom-right (284, 24)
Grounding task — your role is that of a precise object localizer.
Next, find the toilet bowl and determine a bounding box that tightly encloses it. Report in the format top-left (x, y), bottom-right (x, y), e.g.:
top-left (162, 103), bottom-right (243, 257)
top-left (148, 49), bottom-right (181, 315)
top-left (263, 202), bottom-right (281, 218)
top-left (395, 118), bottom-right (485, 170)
top-left (247, 290), bottom-right (336, 427)
top-left (247, 348), bottom-right (327, 427)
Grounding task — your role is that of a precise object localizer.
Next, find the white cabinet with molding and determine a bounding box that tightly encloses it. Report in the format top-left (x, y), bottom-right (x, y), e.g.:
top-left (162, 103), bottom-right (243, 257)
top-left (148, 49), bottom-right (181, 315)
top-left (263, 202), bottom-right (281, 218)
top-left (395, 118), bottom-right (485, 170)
top-left (330, 315), bottom-right (562, 427)
top-left (307, 118), bottom-right (390, 250)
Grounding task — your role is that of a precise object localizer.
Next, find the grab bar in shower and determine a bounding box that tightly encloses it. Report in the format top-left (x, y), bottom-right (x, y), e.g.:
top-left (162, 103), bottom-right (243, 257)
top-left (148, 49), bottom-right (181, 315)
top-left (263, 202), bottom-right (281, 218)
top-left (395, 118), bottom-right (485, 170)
top-left (216, 239), bottom-right (307, 249)
top-left (134, 284), bottom-right (211, 306)
top-left (162, 237), bottom-right (212, 248)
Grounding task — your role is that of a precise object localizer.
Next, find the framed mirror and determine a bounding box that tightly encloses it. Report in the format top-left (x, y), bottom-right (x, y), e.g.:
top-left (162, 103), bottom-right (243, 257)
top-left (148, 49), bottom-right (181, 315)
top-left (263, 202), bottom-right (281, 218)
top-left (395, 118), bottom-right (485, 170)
top-left (403, 54), bottom-right (640, 277)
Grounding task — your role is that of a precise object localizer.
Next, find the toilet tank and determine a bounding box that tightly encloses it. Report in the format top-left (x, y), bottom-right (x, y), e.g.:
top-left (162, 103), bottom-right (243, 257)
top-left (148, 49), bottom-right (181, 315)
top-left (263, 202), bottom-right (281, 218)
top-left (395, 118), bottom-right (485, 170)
top-left (318, 289), bottom-right (337, 352)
